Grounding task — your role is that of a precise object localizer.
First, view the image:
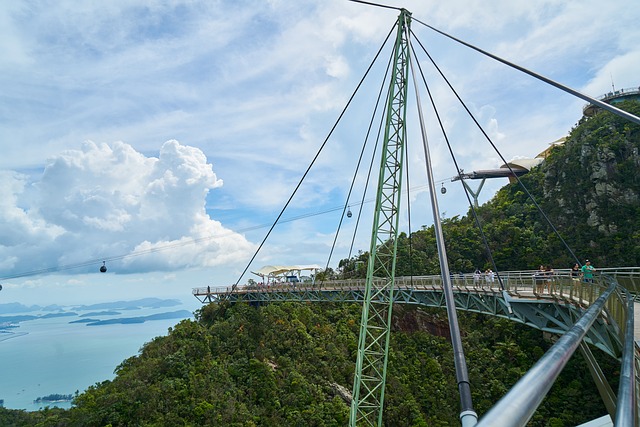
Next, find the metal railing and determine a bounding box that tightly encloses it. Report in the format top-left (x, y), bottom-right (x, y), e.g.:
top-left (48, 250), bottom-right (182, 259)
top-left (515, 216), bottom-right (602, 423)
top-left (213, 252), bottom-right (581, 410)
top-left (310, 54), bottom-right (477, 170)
top-left (195, 269), bottom-right (624, 302)
top-left (599, 267), bottom-right (640, 297)
top-left (193, 270), bottom-right (632, 349)
top-left (476, 281), bottom-right (618, 426)
top-left (583, 87), bottom-right (640, 114)
top-left (616, 287), bottom-right (637, 426)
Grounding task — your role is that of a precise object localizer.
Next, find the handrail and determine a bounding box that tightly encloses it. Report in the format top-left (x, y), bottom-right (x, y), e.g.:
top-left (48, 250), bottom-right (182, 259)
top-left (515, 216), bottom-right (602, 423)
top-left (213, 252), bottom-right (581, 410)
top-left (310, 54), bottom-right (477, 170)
top-left (194, 268), bottom-right (640, 295)
top-left (583, 87), bottom-right (640, 113)
top-left (475, 281), bottom-right (617, 427)
top-left (194, 270), bottom-right (595, 300)
top-left (598, 268), bottom-right (640, 297)
top-left (194, 270), bottom-right (627, 330)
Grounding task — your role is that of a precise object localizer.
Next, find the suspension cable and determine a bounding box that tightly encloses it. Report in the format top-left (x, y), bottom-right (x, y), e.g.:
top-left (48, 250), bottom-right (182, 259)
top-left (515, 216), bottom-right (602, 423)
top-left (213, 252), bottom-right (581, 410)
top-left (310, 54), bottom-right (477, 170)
top-left (404, 119), bottom-right (415, 284)
top-left (409, 37), bottom-right (505, 290)
top-left (347, 0), bottom-right (403, 11)
top-left (412, 17), bottom-right (640, 126)
top-left (230, 23), bottom-right (398, 290)
top-left (323, 31), bottom-right (396, 281)
top-left (411, 32), bottom-right (581, 266)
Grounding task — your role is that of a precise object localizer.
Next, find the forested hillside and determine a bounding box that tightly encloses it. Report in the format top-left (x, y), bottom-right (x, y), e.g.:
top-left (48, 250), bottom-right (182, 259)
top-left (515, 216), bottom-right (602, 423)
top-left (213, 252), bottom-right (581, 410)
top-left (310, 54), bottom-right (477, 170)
top-left (1, 102), bottom-right (637, 426)
top-left (0, 303), bottom-right (618, 426)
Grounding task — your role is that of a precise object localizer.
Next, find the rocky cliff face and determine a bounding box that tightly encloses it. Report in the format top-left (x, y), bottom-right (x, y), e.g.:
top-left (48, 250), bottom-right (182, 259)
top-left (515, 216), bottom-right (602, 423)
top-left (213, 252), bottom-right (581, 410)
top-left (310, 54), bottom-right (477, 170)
top-left (540, 100), bottom-right (640, 265)
top-left (392, 305), bottom-right (452, 339)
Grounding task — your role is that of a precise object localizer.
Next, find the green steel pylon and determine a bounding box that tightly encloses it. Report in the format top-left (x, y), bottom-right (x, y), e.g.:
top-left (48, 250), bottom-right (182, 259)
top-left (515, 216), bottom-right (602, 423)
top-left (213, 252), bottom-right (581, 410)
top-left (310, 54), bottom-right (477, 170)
top-left (349, 9), bottom-right (411, 427)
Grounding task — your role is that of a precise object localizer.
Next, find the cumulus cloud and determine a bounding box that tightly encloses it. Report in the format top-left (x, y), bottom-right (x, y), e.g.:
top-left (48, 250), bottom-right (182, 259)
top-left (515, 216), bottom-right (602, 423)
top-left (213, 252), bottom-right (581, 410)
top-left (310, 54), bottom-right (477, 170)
top-left (0, 140), bottom-right (254, 277)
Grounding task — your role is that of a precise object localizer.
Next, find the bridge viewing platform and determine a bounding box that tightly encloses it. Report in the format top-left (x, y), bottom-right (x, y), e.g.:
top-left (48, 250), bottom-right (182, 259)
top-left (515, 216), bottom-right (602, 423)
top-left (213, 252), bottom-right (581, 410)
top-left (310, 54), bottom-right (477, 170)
top-left (583, 86), bottom-right (640, 117)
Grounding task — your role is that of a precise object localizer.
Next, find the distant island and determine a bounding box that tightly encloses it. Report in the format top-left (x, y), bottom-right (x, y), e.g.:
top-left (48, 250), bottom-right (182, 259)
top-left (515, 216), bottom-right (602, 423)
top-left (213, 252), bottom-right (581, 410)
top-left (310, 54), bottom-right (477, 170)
top-left (0, 331), bottom-right (28, 342)
top-left (0, 298), bottom-right (182, 317)
top-left (0, 312), bottom-right (77, 325)
top-left (73, 298), bottom-right (182, 311)
top-left (79, 311), bottom-right (121, 317)
top-left (85, 310), bottom-right (192, 326)
top-left (0, 322), bottom-right (18, 330)
top-left (40, 312), bottom-right (77, 319)
top-left (34, 393), bottom-right (73, 404)
top-left (0, 298), bottom-right (184, 327)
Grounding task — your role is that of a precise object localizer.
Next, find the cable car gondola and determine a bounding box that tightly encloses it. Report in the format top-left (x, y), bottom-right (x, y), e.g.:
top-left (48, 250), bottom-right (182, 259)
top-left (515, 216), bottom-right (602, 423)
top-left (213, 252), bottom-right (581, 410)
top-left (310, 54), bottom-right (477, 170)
top-left (346, 207), bottom-right (353, 218)
top-left (100, 261), bottom-right (107, 273)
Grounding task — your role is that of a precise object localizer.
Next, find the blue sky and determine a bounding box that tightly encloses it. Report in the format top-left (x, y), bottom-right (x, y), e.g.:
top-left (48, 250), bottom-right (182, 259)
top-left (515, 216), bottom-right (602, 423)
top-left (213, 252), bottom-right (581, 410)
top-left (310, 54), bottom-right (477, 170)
top-left (1, 0), bottom-right (639, 306)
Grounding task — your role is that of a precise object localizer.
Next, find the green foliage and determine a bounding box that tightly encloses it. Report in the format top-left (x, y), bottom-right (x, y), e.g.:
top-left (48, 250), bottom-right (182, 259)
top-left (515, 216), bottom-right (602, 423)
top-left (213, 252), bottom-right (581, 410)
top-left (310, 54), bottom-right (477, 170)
top-left (541, 101), bottom-right (640, 267)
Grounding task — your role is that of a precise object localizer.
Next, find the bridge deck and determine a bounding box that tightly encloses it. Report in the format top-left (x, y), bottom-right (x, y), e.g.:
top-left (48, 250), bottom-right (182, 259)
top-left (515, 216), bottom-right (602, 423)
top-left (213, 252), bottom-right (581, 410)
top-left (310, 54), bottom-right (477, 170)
top-left (193, 270), bottom-right (636, 359)
top-left (194, 271), bottom-right (600, 307)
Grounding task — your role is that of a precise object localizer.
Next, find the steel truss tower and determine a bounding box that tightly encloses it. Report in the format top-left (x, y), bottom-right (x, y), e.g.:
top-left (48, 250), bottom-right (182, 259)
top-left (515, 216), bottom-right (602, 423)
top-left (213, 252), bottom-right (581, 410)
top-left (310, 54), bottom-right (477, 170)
top-left (349, 9), bottom-right (411, 427)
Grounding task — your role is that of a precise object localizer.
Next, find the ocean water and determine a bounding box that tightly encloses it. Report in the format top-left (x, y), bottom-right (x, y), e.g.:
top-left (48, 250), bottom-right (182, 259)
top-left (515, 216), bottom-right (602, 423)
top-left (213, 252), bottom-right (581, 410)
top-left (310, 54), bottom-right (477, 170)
top-left (0, 302), bottom-right (199, 411)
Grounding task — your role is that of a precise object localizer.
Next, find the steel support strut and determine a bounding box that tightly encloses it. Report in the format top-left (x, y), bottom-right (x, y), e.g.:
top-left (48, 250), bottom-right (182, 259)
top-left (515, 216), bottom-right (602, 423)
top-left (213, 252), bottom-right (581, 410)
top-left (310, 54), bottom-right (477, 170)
top-left (349, 9), bottom-right (411, 427)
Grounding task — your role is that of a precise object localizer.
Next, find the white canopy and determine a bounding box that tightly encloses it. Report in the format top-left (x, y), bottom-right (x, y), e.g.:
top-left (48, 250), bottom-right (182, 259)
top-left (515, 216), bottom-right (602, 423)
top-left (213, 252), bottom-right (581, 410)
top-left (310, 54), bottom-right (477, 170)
top-left (500, 157), bottom-right (543, 172)
top-left (251, 264), bottom-right (322, 278)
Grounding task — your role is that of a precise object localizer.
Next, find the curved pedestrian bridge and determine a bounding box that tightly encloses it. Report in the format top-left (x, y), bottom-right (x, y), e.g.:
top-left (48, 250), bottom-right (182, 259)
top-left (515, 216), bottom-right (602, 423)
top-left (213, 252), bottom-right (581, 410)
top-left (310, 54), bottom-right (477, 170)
top-left (193, 268), bottom-right (640, 424)
top-left (194, 268), bottom-right (640, 359)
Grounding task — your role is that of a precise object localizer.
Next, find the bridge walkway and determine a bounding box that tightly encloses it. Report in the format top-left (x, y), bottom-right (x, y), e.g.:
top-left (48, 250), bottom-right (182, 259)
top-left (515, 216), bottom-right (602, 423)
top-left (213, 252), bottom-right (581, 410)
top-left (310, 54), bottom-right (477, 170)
top-left (194, 269), bottom-right (640, 359)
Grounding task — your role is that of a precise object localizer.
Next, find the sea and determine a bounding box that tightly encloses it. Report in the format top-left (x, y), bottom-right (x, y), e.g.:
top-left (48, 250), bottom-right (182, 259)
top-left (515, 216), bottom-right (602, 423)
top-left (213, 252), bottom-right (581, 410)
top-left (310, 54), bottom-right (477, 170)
top-left (0, 298), bottom-right (201, 411)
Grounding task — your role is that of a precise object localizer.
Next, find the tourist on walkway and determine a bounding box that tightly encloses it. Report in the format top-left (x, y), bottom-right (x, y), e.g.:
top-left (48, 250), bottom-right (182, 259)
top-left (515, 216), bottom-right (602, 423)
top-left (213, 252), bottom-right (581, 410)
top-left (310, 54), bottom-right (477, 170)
top-left (581, 260), bottom-right (596, 283)
top-left (485, 269), bottom-right (495, 285)
top-left (571, 263), bottom-right (582, 296)
top-left (571, 263), bottom-right (581, 280)
top-left (535, 265), bottom-right (545, 293)
top-left (473, 268), bottom-right (481, 286)
top-left (544, 266), bottom-right (554, 293)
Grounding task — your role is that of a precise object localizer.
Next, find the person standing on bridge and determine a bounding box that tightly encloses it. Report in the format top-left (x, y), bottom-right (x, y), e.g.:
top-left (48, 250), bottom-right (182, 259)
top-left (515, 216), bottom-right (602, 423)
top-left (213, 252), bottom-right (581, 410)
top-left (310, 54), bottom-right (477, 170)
top-left (473, 268), bottom-right (481, 286)
top-left (581, 260), bottom-right (596, 283)
top-left (571, 263), bottom-right (582, 296)
top-left (544, 266), bottom-right (554, 293)
top-left (485, 269), bottom-right (495, 286)
top-left (535, 265), bottom-right (545, 293)
top-left (571, 263), bottom-right (581, 280)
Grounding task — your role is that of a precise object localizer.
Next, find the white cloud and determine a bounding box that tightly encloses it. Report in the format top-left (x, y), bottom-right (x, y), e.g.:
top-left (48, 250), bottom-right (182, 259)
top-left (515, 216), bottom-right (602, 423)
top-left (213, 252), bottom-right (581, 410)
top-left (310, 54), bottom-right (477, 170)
top-left (584, 51), bottom-right (640, 96)
top-left (0, 140), bottom-right (254, 278)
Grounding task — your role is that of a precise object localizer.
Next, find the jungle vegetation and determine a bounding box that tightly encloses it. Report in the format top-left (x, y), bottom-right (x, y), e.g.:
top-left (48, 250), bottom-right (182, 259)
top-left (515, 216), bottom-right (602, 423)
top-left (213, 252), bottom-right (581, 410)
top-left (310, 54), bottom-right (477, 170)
top-left (337, 100), bottom-right (640, 278)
